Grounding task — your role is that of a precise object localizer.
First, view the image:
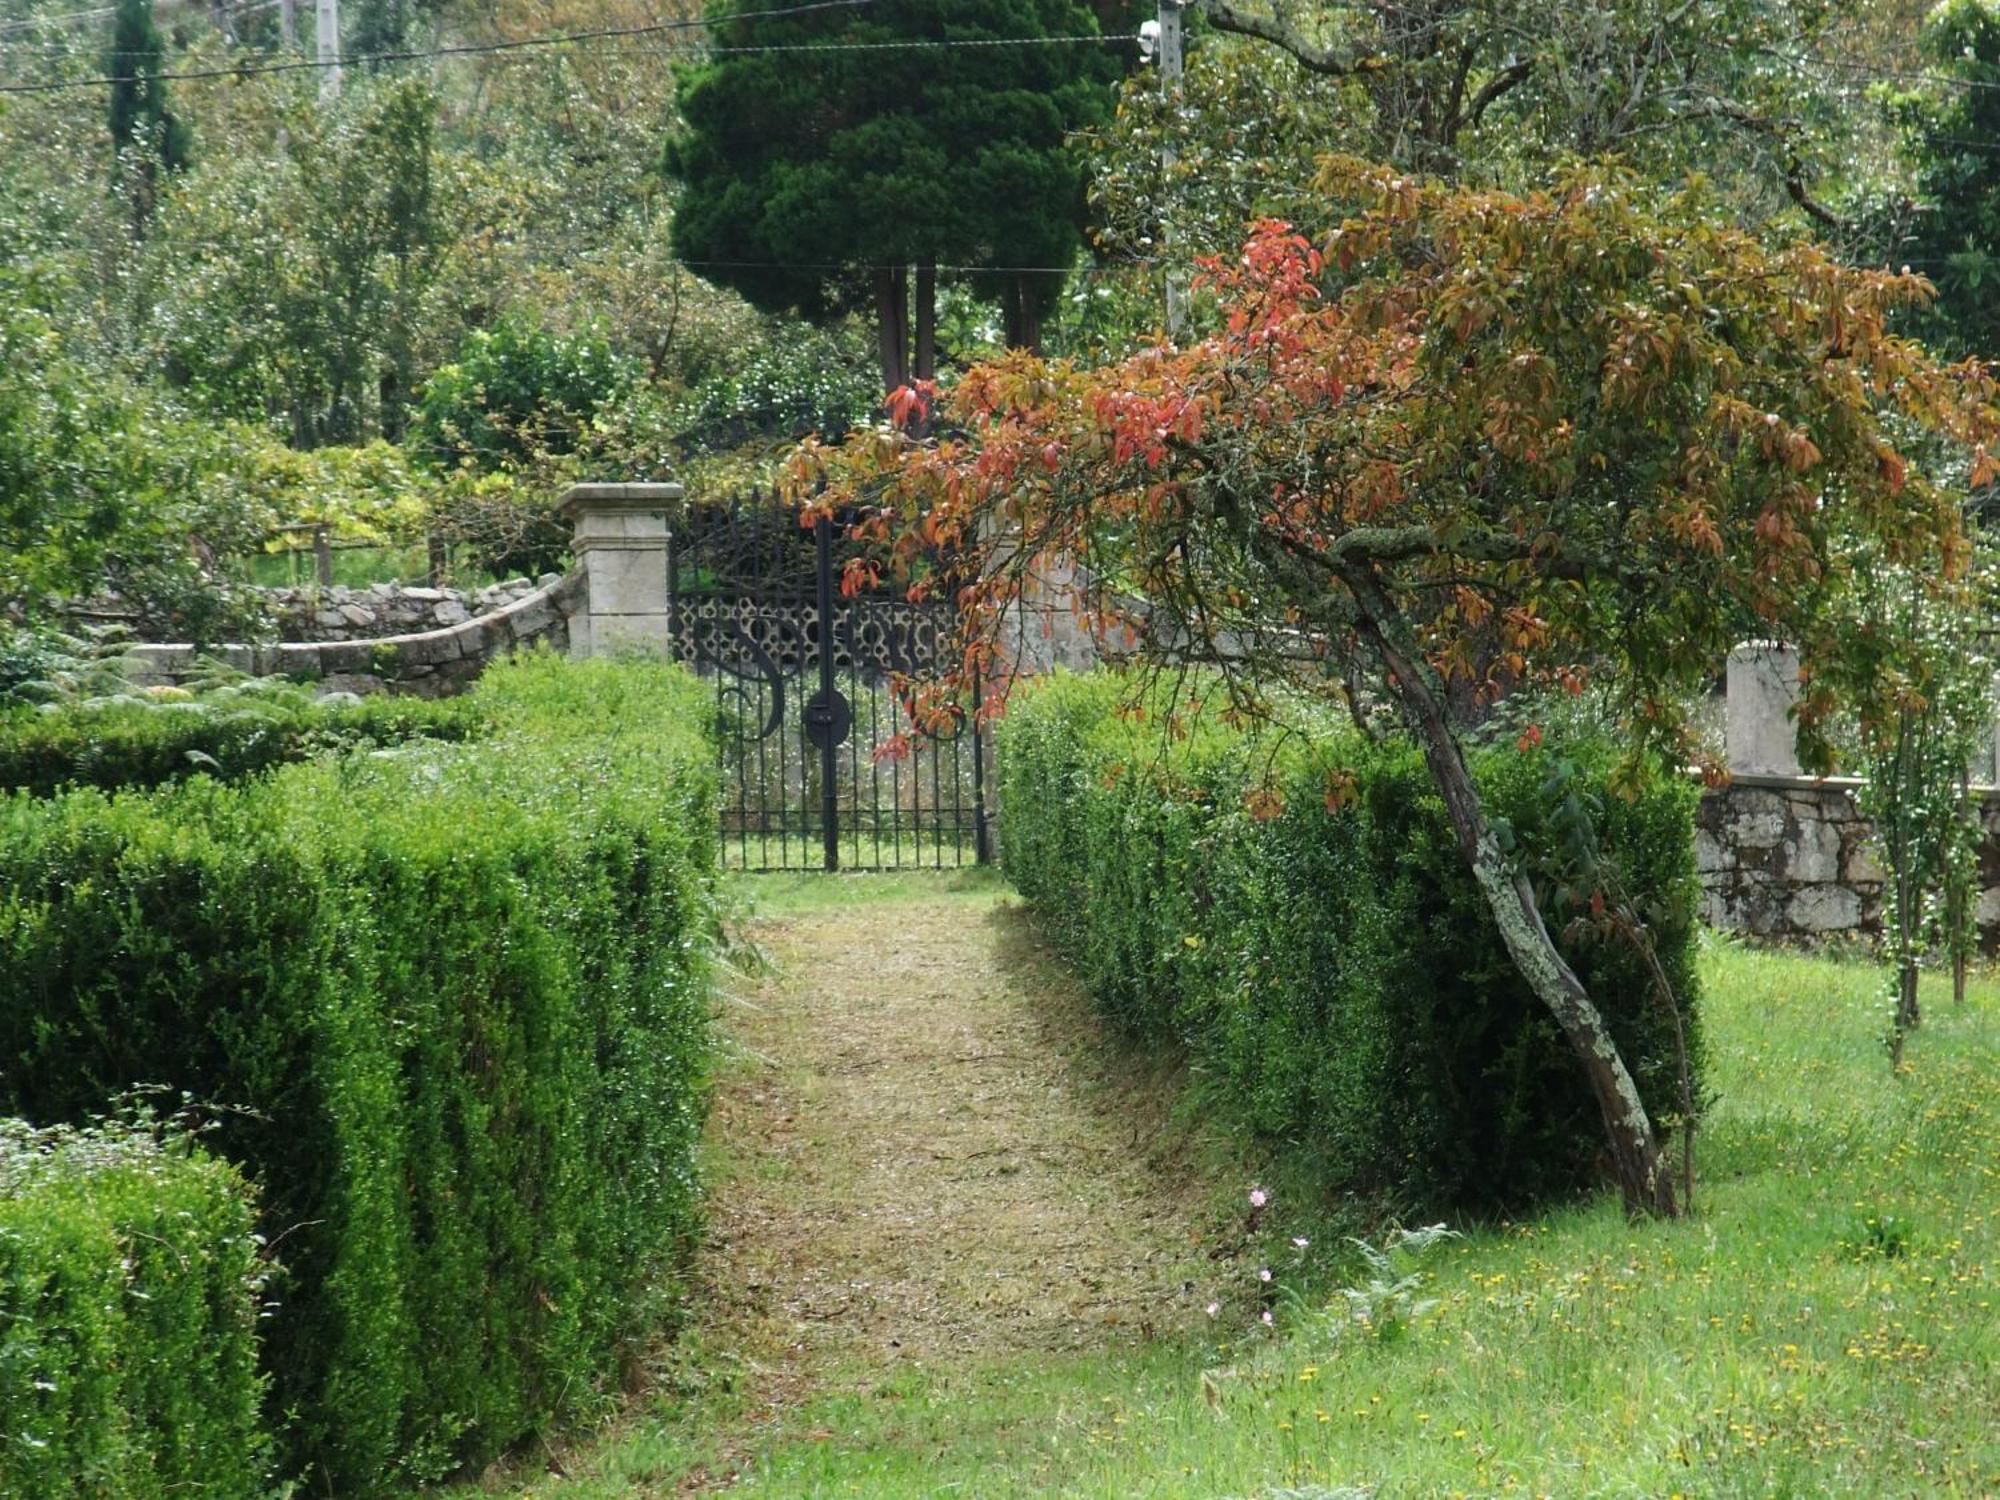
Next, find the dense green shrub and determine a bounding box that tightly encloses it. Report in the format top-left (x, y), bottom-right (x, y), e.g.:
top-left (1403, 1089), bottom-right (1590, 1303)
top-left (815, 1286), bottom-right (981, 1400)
top-left (671, 330), bottom-right (880, 453)
top-left (413, 316), bottom-right (634, 473)
top-left (0, 1118), bottom-right (271, 1500)
top-left (0, 652), bottom-right (718, 1493)
top-left (997, 671), bottom-right (1702, 1211)
top-left (0, 679), bottom-right (482, 796)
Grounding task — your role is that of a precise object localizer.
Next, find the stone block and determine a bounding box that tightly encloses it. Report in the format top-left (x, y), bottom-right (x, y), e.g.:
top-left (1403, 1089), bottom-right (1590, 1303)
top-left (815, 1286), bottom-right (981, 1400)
top-left (273, 643), bottom-right (324, 679)
top-left (314, 641), bottom-right (375, 675)
top-left (1782, 816), bottom-right (1842, 884)
top-left (131, 644), bottom-right (195, 678)
top-left (504, 595), bottom-right (558, 641)
top-left (1789, 884), bottom-right (1862, 933)
top-left (1695, 829), bottom-right (1733, 874)
top-left (473, 613), bottom-right (515, 656)
top-left (1977, 886), bottom-right (2000, 929)
top-left (397, 628), bottom-right (464, 667)
top-left (583, 545), bottom-right (670, 618)
top-left (1843, 837), bottom-right (1884, 885)
top-left (1729, 807), bottom-right (1790, 850)
top-left (590, 614), bottom-right (674, 655)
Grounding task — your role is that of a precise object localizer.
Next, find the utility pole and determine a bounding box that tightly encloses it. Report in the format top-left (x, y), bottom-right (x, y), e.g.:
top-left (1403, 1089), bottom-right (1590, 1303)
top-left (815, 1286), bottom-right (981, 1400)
top-left (280, 0), bottom-right (296, 51)
top-left (1157, 0), bottom-right (1186, 339)
top-left (316, 0), bottom-right (340, 100)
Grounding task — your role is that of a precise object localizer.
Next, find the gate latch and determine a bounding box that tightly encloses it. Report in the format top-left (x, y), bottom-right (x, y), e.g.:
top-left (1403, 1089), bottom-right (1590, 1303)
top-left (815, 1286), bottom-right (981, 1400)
top-left (803, 688), bottom-right (854, 749)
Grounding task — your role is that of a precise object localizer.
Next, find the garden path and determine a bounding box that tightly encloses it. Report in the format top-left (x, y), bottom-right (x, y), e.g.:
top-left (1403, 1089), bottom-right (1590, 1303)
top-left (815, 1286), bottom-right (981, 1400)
top-left (662, 872), bottom-right (1216, 1491)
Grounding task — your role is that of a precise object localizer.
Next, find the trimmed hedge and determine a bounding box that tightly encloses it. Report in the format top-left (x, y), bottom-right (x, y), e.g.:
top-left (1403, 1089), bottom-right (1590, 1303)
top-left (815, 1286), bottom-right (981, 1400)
top-left (0, 682), bottom-right (481, 797)
top-left (0, 1119), bottom-right (271, 1500)
top-left (997, 672), bottom-right (1701, 1211)
top-left (0, 652), bottom-right (718, 1493)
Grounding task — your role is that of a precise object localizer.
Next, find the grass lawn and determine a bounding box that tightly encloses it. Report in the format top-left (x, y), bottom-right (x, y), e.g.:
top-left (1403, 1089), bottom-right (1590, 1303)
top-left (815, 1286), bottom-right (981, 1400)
top-left (497, 921), bottom-right (1996, 1499)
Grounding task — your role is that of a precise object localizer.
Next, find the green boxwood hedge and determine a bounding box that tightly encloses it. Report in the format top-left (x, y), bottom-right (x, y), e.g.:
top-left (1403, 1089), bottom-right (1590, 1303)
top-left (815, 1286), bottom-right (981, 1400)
top-left (996, 671), bottom-right (1701, 1211)
top-left (0, 1118), bottom-right (271, 1500)
top-left (0, 682), bottom-right (481, 797)
top-left (0, 652), bottom-right (718, 1493)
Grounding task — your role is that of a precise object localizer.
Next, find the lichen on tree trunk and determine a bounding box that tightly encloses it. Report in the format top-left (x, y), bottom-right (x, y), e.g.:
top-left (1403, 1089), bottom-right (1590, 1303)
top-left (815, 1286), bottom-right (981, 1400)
top-left (1347, 568), bottom-right (1680, 1219)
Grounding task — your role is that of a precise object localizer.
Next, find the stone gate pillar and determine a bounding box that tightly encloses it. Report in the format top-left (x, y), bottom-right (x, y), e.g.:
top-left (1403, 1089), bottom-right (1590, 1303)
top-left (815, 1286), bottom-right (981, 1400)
top-left (561, 481), bottom-right (681, 658)
top-left (1725, 641), bottom-right (1802, 779)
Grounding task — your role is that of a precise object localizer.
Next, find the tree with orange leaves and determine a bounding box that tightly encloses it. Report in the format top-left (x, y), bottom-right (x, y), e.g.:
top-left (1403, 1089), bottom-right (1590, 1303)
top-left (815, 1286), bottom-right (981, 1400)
top-left (793, 158), bottom-right (2000, 1218)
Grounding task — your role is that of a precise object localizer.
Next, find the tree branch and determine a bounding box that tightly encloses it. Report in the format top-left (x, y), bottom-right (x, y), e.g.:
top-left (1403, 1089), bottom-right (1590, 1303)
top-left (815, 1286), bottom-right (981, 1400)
top-left (1450, 58), bottom-right (1534, 140)
top-left (1697, 97), bottom-right (1852, 233)
top-left (1198, 0), bottom-right (1390, 77)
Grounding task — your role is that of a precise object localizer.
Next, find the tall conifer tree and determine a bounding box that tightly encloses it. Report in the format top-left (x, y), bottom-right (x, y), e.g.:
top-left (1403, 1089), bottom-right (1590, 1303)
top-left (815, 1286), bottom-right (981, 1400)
top-left (665, 0), bottom-right (1133, 390)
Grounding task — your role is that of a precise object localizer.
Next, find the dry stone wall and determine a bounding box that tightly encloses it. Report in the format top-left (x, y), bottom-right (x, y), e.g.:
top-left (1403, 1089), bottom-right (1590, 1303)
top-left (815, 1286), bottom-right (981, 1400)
top-left (129, 572), bottom-right (584, 699)
top-left (260, 577), bottom-right (551, 641)
top-left (1697, 777), bottom-right (2000, 947)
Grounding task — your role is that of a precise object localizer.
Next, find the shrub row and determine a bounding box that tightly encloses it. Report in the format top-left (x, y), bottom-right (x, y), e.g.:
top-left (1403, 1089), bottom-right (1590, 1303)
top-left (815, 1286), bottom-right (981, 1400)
top-left (0, 1118), bottom-right (270, 1500)
top-left (0, 680), bottom-right (481, 796)
top-left (0, 652), bottom-right (719, 1493)
top-left (996, 672), bottom-right (1701, 1211)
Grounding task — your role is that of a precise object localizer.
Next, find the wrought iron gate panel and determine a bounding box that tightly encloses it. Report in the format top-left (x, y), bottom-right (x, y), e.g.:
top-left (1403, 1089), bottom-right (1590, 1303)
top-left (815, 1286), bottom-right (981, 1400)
top-left (666, 492), bottom-right (988, 872)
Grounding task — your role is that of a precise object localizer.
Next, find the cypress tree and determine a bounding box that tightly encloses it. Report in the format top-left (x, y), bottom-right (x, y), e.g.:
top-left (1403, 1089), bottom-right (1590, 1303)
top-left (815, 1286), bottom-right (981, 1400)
top-left (107, 0), bottom-right (191, 216)
top-left (664, 0), bottom-right (1135, 390)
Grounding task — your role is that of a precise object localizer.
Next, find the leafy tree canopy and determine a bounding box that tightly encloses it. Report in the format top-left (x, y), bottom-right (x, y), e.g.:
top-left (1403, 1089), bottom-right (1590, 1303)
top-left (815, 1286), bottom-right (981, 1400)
top-left (797, 161), bottom-right (2000, 1214)
top-left (663, 0), bottom-right (1133, 321)
top-left (1891, 0), bottom-right (2000, 359)
top-left (1090, 0), bottom-right (1910, 281)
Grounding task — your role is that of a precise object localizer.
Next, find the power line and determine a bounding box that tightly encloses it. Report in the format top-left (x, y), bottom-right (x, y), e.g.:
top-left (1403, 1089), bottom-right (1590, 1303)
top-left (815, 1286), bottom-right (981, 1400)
top-left (0, 0), bottom-right (888, 91)
top-left (0, 0), bottom-right (277, 52)
top-left (1765, 47), bottom-right (2000, 95)
top-left (0, 27), bottom-right (1135, 84)
top-left (0, 3), bottom-right (128, 36)
top-left (704, 33), bottom-right (1131, 56)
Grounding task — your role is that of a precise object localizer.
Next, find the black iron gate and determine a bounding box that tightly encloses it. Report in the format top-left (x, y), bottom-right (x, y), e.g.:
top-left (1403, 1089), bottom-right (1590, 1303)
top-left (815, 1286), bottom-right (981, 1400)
top-left (666, 492), bottom-right (989, 871)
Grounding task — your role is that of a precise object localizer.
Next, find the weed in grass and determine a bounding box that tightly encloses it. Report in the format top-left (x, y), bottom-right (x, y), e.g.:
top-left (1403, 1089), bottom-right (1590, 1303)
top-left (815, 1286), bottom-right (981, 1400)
top-left (1840, 1207), bottom-right (1916, 1261)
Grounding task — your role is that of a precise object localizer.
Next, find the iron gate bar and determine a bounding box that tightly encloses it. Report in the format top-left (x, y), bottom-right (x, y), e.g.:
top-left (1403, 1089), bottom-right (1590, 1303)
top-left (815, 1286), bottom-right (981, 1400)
top-left (814, 514), bottom-right (840, 872)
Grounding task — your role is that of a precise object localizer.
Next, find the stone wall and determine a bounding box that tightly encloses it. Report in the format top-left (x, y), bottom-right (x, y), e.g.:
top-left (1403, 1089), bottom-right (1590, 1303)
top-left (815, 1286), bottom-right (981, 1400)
top-left (1695, 642), bottom-right (2000, 946)
top-left (260, 577), bottom-right (552, 641)
top-left (1697, 779), bottom-right (2000, 946)
top-left (128, 571), bottom-right (585, 699)
top-left (1697, 779), bottom-right (1880, 940)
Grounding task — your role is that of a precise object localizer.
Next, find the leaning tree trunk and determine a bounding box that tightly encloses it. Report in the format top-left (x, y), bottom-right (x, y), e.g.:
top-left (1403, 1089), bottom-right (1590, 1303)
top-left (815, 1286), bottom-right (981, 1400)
top-left (1345, 570), bottom-right (1679, 1218)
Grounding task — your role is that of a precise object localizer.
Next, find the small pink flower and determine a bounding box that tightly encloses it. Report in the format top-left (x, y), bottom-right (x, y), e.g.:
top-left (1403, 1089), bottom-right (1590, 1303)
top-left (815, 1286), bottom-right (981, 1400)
top-left (1205, 1301), bottom-right (1220, 1318)
top-left (1260, 1309), bottom-right (1275, 1326)
top-left (1249, 1188), bottom-right (1269, 1209)
top-left (1258, 1267), bottom-right (1273, 1283)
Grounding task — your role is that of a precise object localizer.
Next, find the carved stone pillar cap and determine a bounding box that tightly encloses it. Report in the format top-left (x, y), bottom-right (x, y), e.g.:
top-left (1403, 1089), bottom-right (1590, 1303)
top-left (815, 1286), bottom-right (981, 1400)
top-left (559, 482), bottom-right (683, 519)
